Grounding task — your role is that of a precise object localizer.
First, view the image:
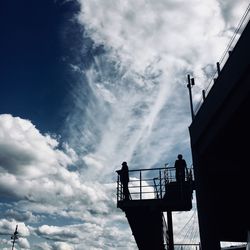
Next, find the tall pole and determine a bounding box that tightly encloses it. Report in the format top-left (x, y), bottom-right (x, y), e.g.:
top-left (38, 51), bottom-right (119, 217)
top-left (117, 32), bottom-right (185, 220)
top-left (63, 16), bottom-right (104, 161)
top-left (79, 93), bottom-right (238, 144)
top-left (187, 74), bottom-right (195, 121)
top-left (167, 211), bottom-right (174, 250)
top-left (11, 225), bottom-right (18, 250)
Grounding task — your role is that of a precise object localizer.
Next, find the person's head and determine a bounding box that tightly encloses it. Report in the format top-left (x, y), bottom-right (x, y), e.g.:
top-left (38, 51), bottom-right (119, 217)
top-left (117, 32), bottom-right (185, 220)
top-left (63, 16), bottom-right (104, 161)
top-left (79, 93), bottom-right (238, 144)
top-left (122, 161), bottom-right (127, 166)
top-left (177, 154), bottom-right (183, 160)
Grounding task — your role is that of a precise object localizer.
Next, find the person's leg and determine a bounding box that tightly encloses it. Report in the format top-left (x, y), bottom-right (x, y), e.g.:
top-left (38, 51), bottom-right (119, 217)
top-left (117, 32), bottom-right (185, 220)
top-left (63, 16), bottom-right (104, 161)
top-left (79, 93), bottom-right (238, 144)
top-left (123, 183), bottom-right (130, 200)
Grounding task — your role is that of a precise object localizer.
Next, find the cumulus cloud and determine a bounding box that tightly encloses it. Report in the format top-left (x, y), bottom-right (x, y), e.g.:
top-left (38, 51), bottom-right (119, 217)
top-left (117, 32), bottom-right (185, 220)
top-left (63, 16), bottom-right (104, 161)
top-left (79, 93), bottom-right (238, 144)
top-left (0, 114), bottom-right (75, 178)
top-left (0, 219), bottom-right (30, 249)
top-left (17, 237), bottom-right (30, 249)
top-left (36, 225), bottom-right (78, 242)
top-left (35, 241), bottom-right (75, 250)
top-left (0, 219), bottom-right (30, 237)
top-left (0, 114), bottom-right (119, 219)
top-left (32, 222), bottom-right (136, 250)
top-left (0, 114), bottom-right (136, 249)
top-left (0, 114), bottom-right (80, 202)
top-left (4, 209), bottom-right (40, 223)
top-left (1, 1), bottom-right (249, 249)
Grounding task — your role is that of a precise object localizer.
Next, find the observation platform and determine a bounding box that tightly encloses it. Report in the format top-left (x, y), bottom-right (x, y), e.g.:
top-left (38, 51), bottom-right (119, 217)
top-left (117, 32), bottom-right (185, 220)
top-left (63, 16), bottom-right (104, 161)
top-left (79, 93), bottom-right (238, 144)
top-left (117, 167), bottom-right (194, 211)
top-left (116, 167), bottom-right (195, 250)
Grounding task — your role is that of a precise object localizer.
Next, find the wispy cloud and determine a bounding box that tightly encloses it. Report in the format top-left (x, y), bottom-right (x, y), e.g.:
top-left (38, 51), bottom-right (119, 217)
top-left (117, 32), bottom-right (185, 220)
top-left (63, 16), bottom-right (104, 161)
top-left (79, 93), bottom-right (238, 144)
top-left (0, 1), bottom-right (249, 249)
top-left (63, 0), bottom-right (249, 248)
top-left (67, 0), bottom-right (248, 174)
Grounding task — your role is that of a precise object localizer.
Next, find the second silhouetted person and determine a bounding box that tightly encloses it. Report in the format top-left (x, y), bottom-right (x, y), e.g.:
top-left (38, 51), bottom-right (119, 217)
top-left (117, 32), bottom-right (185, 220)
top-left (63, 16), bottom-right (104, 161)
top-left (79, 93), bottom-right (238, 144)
top-left (174, 154), bottom-right (187, 184)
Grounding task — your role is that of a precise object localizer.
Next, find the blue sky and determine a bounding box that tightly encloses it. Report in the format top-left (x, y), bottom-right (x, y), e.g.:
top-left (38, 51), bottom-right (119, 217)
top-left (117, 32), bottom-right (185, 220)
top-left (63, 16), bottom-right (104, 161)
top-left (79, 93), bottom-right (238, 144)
top-left (0, 0), bottom-right (249, 249)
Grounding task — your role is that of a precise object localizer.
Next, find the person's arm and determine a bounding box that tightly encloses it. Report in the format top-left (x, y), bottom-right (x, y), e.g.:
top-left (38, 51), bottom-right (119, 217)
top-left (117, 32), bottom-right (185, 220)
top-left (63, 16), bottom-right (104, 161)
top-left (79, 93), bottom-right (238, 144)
top-left (184, 161), bottom-right (189, 177)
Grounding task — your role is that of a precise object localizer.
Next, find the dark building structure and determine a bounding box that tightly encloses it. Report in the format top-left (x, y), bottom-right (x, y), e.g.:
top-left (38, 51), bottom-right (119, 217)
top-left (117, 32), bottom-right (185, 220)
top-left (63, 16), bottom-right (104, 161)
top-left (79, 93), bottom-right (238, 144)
top-left (116, 8), bottom-right (250, 250)
top-left (116, 167), bottom-right (195, 250)
top-left (189, 18), bottom-right (250, 250)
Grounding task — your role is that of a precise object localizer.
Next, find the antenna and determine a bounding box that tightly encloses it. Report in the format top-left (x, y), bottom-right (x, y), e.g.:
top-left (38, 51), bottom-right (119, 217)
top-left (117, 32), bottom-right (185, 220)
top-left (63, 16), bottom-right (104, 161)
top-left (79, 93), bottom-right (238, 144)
top-left (187, 74), bottom-right (195, 121)
top-left (11, 225), bottom-right (18, 250)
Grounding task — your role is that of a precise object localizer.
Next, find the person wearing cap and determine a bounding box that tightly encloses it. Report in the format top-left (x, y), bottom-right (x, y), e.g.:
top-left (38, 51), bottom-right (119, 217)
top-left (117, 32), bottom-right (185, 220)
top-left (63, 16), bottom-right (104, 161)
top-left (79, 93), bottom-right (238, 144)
top-left (174, 154), bottom-right (187, 184)
top-left (117, 161), bottom-right (130, 200)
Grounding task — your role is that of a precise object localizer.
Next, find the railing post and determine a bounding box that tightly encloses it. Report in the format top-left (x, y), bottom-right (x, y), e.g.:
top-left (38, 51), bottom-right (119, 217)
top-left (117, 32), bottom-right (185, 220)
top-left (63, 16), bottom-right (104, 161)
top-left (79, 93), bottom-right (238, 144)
top-left (202, 89), bottom-right (206, 101)
top-left (117, 174), bottom-right (120, 203)
top-left (216, 62), bottom-right (221, 74)
top-left (140, 170), bottom-right (142, 200)
top-left (187, 74), bottom-right (195, 121)
top-left (167, 211), bottom-right (174, 250)
top-left (159, 170), bottom-right (162, 199)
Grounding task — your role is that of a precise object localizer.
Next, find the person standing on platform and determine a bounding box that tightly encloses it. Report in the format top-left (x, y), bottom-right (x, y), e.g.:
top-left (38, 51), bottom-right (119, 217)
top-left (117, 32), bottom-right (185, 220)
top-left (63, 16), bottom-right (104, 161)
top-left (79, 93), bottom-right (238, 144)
top-left (174, 154), bottom-right (187, 184)
top-left (117, 161), bottom-right (130, 200)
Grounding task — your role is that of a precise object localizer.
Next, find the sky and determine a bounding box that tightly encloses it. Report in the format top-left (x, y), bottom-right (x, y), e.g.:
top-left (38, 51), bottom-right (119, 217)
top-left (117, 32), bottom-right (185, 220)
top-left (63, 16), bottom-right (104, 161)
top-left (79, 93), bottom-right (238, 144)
top-left (0, 0), bottom-right (249, 249)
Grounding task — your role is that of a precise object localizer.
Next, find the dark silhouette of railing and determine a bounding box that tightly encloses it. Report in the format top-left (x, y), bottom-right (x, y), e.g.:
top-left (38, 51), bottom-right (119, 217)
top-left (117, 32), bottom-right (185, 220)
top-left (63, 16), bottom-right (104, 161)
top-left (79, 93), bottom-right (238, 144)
top-left (170, 244), bottom-right (201, 249)
top-left (117, 166), bottom-right (194, 202)
top-left (193, 4), bottom-right (250, 115)
top-left (116, 166), bottom-right (196, 250)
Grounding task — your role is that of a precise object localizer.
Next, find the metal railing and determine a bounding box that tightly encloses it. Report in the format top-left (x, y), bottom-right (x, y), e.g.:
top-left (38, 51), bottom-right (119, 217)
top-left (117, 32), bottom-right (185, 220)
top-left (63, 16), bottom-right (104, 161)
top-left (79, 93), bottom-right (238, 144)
top-left (117, 166), bottom-right (194, 202)
top-left (169, 244), bottom-right (201, 250)
top-left (193, 4), bottom-right (250, 115)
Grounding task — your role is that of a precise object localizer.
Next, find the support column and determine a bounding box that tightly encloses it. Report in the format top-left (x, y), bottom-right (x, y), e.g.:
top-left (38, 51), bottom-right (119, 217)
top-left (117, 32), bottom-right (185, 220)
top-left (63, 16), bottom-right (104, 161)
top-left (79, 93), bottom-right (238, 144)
top-left (191, 150), bottom-right (221, 250)
top-left (167, 211), bottom-right (174, 250)
top-left (247, 230), bottom-right (250, 250)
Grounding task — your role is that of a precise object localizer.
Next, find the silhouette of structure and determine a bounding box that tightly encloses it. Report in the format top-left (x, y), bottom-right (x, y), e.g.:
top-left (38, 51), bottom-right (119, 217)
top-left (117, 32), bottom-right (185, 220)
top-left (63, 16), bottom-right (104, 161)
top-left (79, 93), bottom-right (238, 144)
top-left (174, 154), bottom-right (188, 184)
top-left (189, 14), bottom-right (250, 250)
top-left (116, 6), bottom-right (250, 250)
top-left (116, 166), bottom-right (195, 249)
top-left (116, 162), bottom-right (131, 200)
top-left (11, 225), bottom-right (19, 250)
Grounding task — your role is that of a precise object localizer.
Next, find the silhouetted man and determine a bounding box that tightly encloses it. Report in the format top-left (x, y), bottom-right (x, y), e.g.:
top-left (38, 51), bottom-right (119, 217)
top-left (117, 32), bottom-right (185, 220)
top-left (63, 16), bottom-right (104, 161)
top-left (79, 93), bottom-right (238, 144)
top-left (174, 154), bottom-right (187, 184)
top-left (117, 161), bottom-right (130, 200)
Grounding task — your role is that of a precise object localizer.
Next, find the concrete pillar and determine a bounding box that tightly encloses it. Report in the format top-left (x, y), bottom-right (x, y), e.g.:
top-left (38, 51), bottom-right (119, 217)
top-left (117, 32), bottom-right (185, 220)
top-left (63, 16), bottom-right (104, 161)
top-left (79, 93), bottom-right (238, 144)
top-left (167, 211), bottom-right (174, 250)
top-left (190, 150), bottom-right (221, 250)
top-left (247, 230), bottom-right (250, 250)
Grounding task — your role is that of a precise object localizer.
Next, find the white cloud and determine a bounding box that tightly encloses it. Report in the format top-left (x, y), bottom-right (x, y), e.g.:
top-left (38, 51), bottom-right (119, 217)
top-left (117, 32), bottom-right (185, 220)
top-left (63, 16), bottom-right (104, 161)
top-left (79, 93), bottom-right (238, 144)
top-left (0, 114), bottom-right (75, 178)
top-left (0, 219), bottom-right (30, 249)
top-left (78, 0), bottom-right (248, 75)
top-left (33, 223), bottom-right (137, 250)
top-left (0, 219), bottom-right (30, 237)
top-left (17, 237), bottom-right (30, 249)
top-left (4, 209), bottom-right (40, 223)
top-left (0, 114), bottom-right (84, 202)
top-left (0, 114), bottom-right (136, 248)
top-left (67, 0), bottom-right (250, 177)
top-left (53, 242), bottom-right (75, 250)
top-left (35, 241), bottom-right (75, 250)
top-left (36, 225), bottom-right (78, 242)
top-left (1, 1), bottom-right (249, 249)
top-left (62, 1), bottom-right (249, 248)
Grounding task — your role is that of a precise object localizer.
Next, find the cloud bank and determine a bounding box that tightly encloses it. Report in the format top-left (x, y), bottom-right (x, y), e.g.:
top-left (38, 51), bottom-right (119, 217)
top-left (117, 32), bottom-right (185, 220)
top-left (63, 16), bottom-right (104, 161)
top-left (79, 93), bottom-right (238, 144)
top-left (1, 1), bottom-right (249, 249)
top-left (0, 114), bottom-right (136, 249)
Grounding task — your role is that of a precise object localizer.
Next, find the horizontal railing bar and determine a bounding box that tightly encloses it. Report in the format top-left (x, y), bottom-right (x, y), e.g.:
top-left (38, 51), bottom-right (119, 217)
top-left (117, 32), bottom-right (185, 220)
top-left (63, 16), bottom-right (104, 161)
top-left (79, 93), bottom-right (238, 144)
top-left (173, 244), bottom-right (200, 246)
top-left (128, 167), bottom-right (175, 172)
top-left (129, 178), bottom-right (162, 182)
top-left (127, 166), bottom-right (193, 172)
top-left (129, 191), bottom-right (155, 194)
top-left (129, 185), bottom-right (157, 188)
